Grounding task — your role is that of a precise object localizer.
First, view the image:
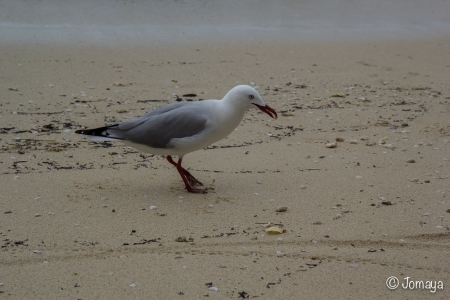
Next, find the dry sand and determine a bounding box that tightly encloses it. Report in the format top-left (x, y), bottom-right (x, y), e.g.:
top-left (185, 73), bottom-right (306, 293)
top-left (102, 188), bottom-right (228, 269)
top-left (1, 38), bottom-right (450, 299)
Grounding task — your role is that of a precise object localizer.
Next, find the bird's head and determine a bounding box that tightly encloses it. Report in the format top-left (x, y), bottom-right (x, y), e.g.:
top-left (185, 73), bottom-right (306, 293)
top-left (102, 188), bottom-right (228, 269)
top-left (223, 85), bottom-right (277, 119)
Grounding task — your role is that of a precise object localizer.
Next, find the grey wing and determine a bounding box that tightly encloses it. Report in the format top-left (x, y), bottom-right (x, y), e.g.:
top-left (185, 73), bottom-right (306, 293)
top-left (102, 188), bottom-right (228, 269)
top-left (109, 102), bottom-right (188, 130)
top-left (109, 105), bottom-right (208, 148)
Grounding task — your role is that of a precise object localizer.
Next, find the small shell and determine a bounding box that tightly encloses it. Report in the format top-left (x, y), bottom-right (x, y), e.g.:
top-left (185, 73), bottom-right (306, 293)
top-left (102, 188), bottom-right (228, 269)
top-left (275, 206), bottom-right (287, 212)
top-left (326, 142), bottom-right (337, 148)
top-left (265, 226), bottom-right (285, 234)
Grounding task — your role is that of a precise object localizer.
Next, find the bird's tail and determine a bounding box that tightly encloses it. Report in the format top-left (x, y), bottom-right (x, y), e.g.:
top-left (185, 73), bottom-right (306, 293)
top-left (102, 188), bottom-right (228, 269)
top-left (75, 125), bottom-right (123, 142)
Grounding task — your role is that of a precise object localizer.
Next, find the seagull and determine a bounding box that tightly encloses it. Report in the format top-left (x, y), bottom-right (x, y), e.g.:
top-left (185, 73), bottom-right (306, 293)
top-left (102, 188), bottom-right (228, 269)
top-left (75, 85), bottom-right (277, 193)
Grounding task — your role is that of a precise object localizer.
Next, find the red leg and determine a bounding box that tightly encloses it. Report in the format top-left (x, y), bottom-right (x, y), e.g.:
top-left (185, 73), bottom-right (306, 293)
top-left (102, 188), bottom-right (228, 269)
top-left (167, 156), bottom-right (207, 193)
top-left (166, 156), bottom-right (203, 186)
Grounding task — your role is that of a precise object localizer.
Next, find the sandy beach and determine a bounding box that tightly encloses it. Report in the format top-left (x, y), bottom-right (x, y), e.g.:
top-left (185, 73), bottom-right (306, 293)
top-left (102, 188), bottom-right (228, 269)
top-left (1, 1), bottom-right (450, 299)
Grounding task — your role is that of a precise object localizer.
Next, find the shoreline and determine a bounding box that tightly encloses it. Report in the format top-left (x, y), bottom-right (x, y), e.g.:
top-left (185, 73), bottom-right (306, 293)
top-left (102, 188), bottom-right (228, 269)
top-left (2, 0), bottom-right (450, 46)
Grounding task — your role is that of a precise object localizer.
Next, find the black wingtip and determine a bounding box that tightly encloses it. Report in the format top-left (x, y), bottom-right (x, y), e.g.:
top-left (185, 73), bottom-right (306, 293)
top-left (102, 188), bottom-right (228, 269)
top-left (75, 127), bottom-right (109, 136)
top-left (75, 125), bottom-right (125, 141)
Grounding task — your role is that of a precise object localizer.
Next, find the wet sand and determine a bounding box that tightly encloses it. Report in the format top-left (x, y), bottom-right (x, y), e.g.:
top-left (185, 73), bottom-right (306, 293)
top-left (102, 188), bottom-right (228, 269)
top-left (1, 37), bottom-right (449, 298)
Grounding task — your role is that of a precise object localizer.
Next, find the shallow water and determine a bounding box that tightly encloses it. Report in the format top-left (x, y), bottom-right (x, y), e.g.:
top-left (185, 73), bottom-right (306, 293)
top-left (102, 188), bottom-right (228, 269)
top-left (1, 0), bottom-right (449, 45)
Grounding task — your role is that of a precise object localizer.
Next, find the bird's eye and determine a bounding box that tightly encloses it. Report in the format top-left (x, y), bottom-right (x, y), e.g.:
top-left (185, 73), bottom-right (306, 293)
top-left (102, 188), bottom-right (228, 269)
top-left (248, 95), bottom-right (254, 99)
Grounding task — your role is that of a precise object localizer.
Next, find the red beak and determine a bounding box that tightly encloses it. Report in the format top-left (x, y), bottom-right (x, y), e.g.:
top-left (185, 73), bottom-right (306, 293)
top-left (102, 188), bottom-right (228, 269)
top-left (253, 103), bottom-right (278, 119)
